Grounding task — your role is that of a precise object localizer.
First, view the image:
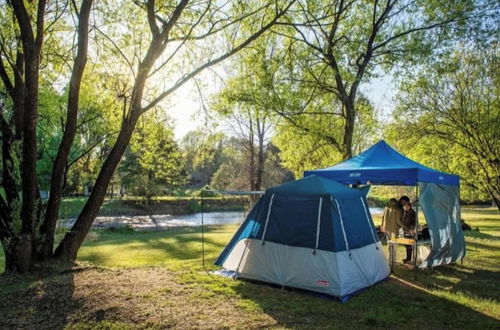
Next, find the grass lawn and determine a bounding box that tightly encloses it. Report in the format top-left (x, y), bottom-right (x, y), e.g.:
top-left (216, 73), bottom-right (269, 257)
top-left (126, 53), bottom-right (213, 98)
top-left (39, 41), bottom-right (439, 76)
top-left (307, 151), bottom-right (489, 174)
top-left (0, 207), bottom-right (498, 329)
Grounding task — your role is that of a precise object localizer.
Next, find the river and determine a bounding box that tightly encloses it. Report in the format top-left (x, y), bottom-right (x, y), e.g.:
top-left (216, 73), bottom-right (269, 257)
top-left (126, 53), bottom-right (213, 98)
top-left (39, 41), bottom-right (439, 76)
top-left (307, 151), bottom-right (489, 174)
top-left (60, 207), bottom-right (384, 230)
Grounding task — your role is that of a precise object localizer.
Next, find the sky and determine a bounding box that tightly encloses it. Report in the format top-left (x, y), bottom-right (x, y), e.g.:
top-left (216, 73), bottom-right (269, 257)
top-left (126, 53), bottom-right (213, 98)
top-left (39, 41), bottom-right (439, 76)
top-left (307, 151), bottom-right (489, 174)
top-left (167, 70), bottom-right (397, 140)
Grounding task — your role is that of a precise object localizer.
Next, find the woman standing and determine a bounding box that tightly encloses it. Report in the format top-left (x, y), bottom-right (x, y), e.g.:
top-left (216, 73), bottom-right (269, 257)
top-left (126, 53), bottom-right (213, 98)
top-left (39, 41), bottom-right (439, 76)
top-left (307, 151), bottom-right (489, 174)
top-left (400, 202), bottom-right (416, 263)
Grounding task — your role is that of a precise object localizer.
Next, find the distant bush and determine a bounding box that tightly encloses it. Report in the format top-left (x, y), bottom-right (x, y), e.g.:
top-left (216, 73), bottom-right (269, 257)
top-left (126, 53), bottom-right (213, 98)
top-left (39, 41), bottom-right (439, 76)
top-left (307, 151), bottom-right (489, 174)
top-left (192, 185), bottom-right (221, 197)
top-left (186, 199), bottom-right (201, 213)
top-left (165, 188), bottom-right (190, 197)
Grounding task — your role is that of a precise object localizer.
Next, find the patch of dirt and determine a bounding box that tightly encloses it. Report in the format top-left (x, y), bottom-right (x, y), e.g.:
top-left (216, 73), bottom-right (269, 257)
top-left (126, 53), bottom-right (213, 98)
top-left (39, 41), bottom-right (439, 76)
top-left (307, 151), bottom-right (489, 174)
top-left (0, 266), bottom-right (275, 329)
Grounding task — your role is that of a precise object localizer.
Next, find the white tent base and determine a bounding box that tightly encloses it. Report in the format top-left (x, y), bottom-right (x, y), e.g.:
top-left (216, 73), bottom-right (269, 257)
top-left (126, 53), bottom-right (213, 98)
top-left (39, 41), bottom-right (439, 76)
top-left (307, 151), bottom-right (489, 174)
top-left (222, 239), bottom-right (390, 298)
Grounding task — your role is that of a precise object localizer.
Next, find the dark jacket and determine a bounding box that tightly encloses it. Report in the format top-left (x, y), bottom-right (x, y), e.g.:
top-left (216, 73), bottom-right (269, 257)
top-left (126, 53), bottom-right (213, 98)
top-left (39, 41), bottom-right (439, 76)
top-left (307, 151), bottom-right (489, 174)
top-left (400, 208), bottom-right (416, 235)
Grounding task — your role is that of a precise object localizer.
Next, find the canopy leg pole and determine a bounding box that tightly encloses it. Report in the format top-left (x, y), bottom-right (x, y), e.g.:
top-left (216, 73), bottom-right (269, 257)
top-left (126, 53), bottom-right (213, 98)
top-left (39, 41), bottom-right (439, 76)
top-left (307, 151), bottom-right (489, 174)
top-left (414, 184), bottom-right (419, 280)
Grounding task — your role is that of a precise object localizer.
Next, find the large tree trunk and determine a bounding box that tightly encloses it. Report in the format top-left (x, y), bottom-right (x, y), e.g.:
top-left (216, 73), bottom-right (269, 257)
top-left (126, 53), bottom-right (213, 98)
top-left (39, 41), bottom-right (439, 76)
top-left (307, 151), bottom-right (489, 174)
top-left (492, 196), bottom-right (500, 214)
top-left (40, 0), bottom-right (93, 260)
top-left (13, 52), bottom-right (25, 139)
top-left (3, 235), bottom-right (33, 273)
top-left (53, 30), bottom-right (166, 261)
top-left (19, 38), bottom-right (40, 266)
top-left (488, 187), bottom-right (500, 214)
top-left (8, 0), bottom-right (47, 272)
top-left (342, 100), bottom-right (355, 160)
top-left (54, 119), bottom-right (139, 261)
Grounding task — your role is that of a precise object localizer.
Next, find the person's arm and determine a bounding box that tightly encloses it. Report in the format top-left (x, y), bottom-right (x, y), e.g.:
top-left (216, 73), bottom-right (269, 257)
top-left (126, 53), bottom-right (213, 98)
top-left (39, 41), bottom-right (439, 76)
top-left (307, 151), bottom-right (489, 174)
top-left (396, 209), bottom-right (406, 229)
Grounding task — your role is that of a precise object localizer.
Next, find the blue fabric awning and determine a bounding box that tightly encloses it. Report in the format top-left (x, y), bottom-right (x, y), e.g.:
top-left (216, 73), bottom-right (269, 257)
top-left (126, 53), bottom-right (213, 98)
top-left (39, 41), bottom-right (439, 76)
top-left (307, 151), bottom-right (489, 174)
top-left (304, 140), bottom-right (459, 186)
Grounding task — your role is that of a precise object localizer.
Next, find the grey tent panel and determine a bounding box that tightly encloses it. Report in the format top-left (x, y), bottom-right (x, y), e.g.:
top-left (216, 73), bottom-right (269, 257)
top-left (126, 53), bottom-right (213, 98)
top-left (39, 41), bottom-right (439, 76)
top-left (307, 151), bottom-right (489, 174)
top-left (419, 183), bottom-right (466, 267)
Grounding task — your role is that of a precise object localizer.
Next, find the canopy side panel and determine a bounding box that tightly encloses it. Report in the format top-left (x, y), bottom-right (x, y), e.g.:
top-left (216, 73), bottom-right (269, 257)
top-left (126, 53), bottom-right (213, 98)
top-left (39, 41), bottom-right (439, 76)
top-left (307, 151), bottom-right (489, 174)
top-left (419, 183), bottom-right (466, 268)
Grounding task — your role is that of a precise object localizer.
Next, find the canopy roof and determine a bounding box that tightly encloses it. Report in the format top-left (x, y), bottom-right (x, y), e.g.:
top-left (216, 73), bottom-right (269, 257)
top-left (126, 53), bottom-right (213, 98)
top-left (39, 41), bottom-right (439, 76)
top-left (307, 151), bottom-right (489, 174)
top-left (304, 140), bottom-right (459, 186)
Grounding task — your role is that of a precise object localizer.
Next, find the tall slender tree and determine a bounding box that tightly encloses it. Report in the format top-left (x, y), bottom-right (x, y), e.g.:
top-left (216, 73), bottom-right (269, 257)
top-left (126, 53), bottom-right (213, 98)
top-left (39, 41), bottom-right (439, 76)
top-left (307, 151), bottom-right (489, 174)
top-left (274, 0), bottom-right (493, 159)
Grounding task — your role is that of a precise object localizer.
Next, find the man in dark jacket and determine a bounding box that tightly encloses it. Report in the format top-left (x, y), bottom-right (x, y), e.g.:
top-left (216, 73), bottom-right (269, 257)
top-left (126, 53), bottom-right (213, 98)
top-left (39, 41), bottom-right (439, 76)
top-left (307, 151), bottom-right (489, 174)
top-left (399, 202), bottom-right (416, 263)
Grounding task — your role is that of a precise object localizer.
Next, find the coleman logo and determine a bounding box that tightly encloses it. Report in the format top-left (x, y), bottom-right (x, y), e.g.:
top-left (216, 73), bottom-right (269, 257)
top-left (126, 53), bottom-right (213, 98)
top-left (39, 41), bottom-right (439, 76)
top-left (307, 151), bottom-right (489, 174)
top-left (316, 280), bottom-right (329, 286)
top-left (349, 173), bottom-right (361, 177)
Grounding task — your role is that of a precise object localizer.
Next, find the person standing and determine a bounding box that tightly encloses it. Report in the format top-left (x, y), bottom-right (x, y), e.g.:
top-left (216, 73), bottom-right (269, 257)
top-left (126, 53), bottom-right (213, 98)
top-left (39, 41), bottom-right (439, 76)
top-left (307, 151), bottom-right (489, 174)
top-left (381, 198), bottom-right (403, 240)
top-left (399, 195), bottom-right (410, 207)
top-left (400, 202), bottom-right (416, 263)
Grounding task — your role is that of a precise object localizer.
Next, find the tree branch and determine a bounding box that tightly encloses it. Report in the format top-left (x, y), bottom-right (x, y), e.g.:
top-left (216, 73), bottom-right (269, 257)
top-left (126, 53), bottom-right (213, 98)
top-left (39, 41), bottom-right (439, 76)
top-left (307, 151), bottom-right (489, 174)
top-left (142, 0), bottom-right (297, 113)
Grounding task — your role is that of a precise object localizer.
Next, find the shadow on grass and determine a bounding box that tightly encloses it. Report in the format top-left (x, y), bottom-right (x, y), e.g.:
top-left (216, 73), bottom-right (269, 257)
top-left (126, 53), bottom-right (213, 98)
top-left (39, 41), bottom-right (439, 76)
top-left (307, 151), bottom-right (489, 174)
top-left (462, 207), bottom-right (499, 216)
top-left (466, 240), bottom-right (500, 253)
top-left (227, 270), bottom-right (499, 329)
top-left (78, 226), bottom-right (231, 267)
top-left (0, 267), bottom-right (78, 329)
top-left (86, 225), bottom-right (231, 245)
top-left (465, 230), bottom-right (500, 242)
top-left (404, 263), bottom-right (500, 302)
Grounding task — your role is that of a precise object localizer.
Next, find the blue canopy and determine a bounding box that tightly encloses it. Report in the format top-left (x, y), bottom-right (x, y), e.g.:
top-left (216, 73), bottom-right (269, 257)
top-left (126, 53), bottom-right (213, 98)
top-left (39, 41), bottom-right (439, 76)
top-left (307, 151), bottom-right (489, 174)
top-left (304, 140), bottom-right (459, 186)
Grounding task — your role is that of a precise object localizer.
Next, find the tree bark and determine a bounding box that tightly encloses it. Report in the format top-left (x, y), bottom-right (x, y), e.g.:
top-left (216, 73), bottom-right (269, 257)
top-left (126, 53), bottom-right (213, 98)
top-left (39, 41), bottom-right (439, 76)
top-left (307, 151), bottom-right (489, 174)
top-left (3, 234), bottom-right (33, 273)
top-left (488, 186), bottom-right (500, 214)
top-left (342, 100), bottom-right (355, 160)
top-left (40, 0), bottom-right (93, 260)
top-left (8, 0), bottom-right (47, 272)
top-left (54, 118), bottom-right (139, 261)
top-left (13, 52), bottom-right (25, 139)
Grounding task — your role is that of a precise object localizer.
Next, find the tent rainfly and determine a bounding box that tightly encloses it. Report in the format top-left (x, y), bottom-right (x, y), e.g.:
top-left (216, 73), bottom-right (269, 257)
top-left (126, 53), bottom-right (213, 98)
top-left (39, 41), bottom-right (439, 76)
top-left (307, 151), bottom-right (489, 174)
top-left (215, 175), bottom-right (390, 300)
top-left (304, 140), bottom-right (465, 268)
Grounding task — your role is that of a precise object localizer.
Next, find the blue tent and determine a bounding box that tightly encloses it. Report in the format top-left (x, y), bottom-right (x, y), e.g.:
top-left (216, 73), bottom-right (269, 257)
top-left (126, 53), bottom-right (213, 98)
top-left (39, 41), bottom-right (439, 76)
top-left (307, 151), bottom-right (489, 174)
top-left (215, 175), bottom-right (390, 299)
top-left (304, 140), bottom-right (465, 268)
top-left (304, 140), bottom-right (459, 186)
